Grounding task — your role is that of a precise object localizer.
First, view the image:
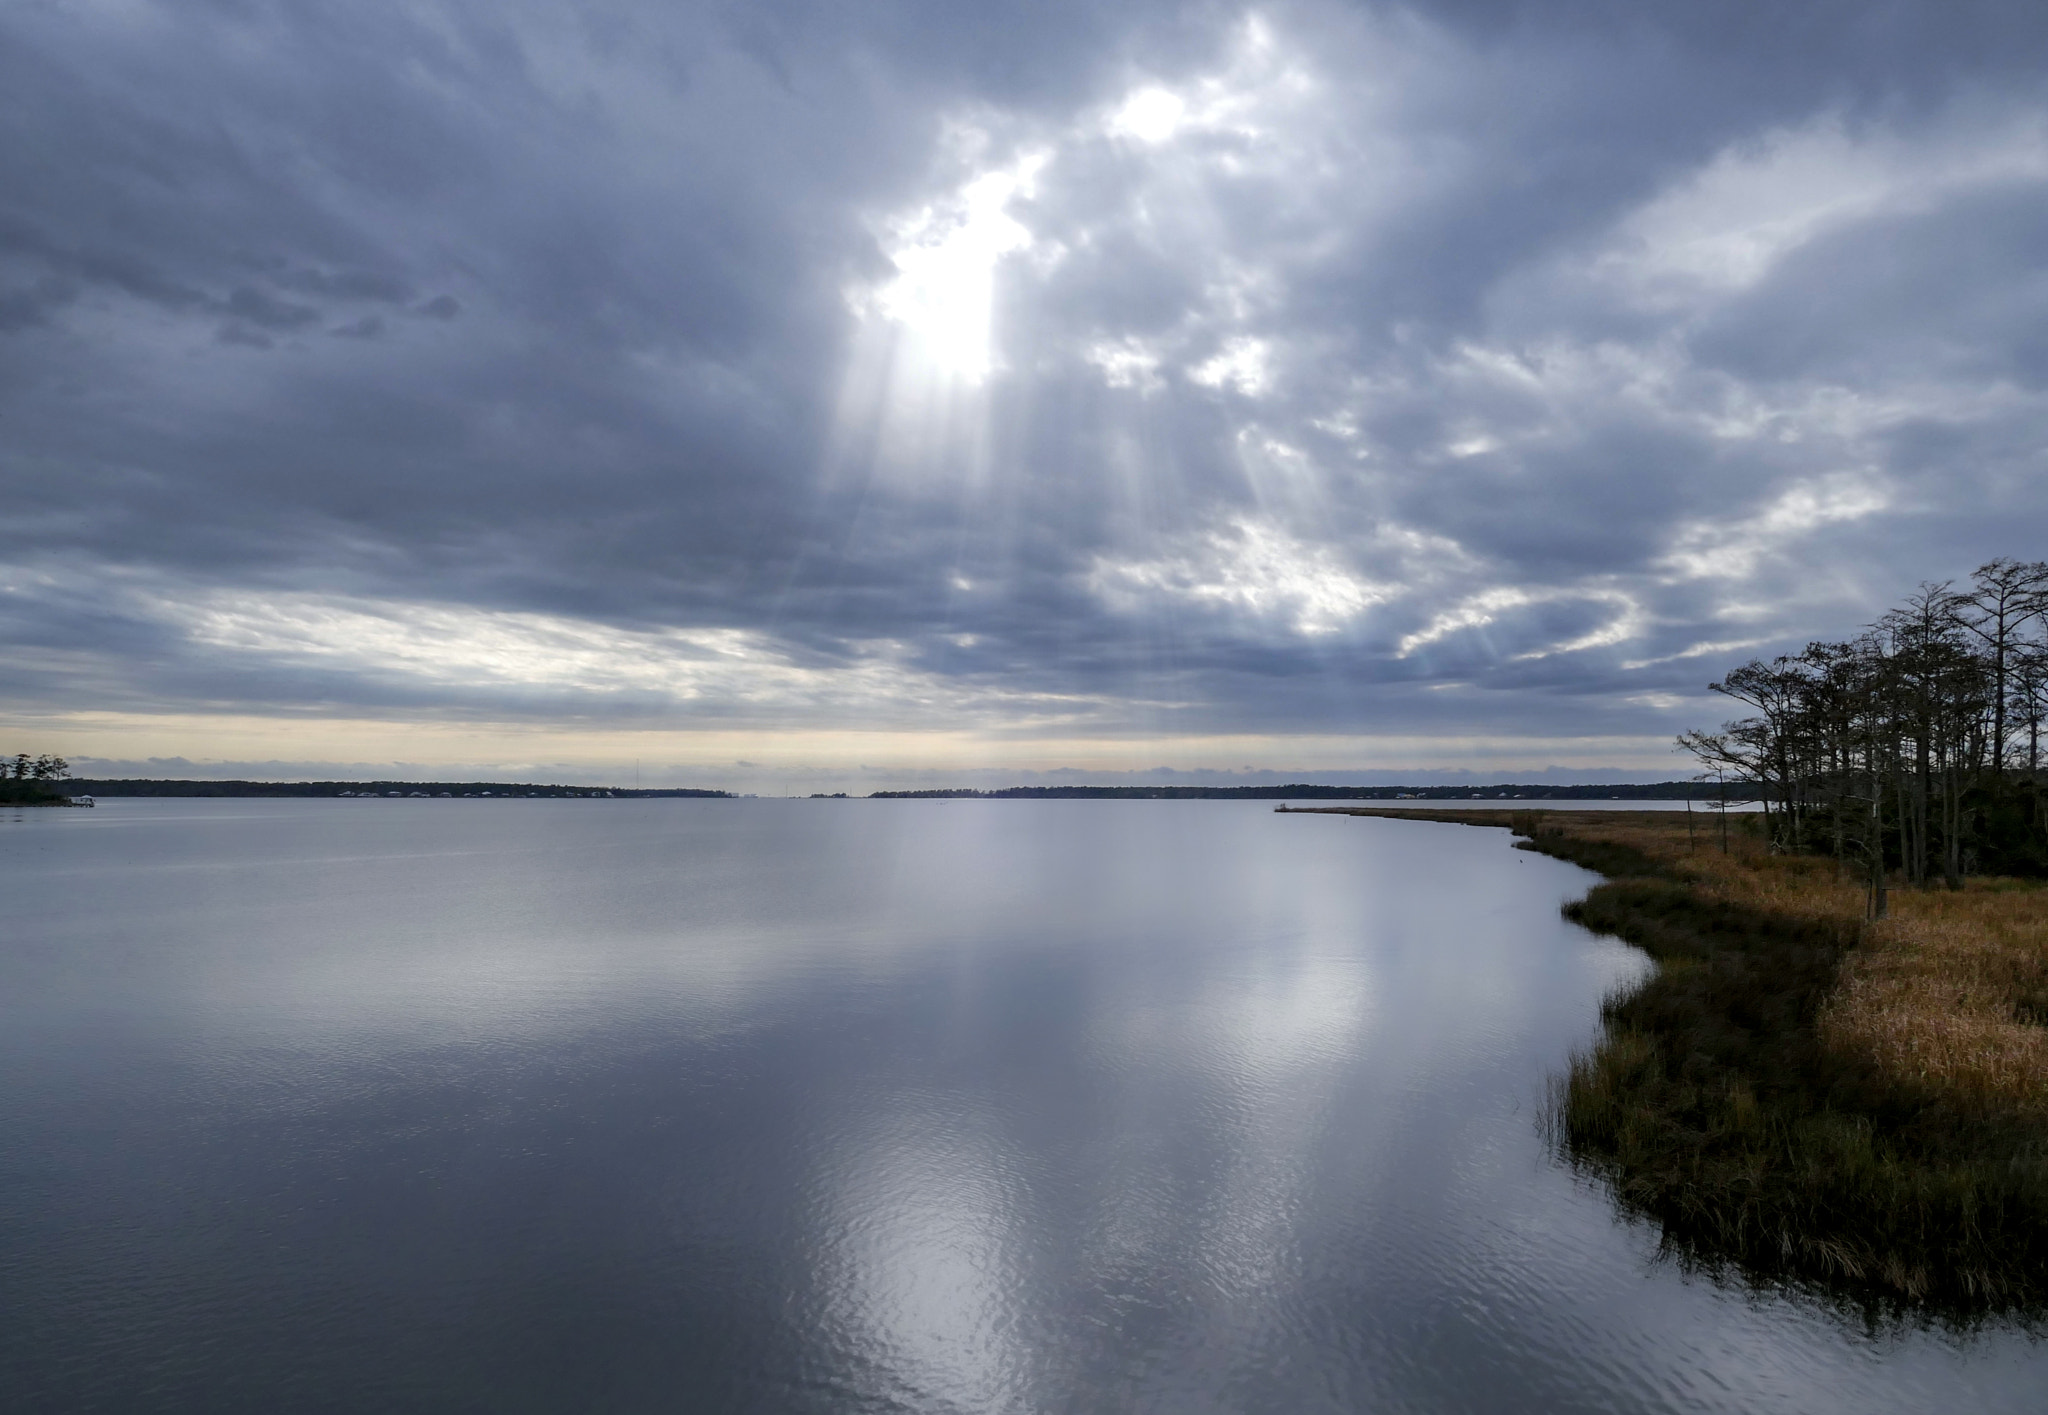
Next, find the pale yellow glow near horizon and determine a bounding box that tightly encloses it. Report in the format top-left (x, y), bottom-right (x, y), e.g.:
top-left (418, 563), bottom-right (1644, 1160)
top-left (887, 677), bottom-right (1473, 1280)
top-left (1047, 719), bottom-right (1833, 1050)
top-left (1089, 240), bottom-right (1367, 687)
top-left (3, 709), bottom-right (1688, 783)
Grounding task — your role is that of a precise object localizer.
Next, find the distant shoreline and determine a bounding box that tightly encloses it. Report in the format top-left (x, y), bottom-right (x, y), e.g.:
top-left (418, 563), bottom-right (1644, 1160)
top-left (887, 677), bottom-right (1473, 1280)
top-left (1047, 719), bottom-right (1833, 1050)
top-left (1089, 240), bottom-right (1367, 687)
top-left (0, 784), bottom-right (78, 807)
top-left (63, 779), bottom-right (733, 799)
top-left (62, 778), bottom-right (1739, 801)
top-left (869, 782), bottom-right (1736, 800)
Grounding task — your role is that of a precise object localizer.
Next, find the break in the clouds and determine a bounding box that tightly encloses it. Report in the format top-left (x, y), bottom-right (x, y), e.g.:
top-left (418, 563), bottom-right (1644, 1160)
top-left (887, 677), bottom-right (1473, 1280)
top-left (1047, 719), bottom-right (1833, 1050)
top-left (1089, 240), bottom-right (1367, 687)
top-left (5, 0), bottom-right (2048, 785)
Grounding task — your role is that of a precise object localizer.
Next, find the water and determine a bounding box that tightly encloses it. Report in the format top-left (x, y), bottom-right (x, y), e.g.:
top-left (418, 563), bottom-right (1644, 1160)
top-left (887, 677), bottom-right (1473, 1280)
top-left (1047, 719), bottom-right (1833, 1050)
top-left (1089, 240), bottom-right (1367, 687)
top-left (1, 799), bottom-right (2039, 1412)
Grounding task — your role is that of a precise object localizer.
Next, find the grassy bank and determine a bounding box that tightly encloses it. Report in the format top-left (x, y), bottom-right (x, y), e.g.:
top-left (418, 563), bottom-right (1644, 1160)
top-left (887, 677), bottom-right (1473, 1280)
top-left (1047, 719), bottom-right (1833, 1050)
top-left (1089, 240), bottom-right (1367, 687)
top-left (1282, 805), bottom-right (2048, 1312)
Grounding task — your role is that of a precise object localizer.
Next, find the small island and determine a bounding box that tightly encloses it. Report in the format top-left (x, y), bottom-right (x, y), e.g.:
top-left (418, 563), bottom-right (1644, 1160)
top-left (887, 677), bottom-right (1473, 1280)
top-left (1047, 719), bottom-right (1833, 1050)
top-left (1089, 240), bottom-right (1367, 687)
top-left (0, 754), bottom-right (87, 806)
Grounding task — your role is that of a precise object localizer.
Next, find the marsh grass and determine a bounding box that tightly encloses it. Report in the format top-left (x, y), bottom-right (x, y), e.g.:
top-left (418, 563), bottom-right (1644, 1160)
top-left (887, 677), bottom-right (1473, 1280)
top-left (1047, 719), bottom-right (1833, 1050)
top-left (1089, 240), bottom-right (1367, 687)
top-left (1292, 805), bottom-right (2048, 1311)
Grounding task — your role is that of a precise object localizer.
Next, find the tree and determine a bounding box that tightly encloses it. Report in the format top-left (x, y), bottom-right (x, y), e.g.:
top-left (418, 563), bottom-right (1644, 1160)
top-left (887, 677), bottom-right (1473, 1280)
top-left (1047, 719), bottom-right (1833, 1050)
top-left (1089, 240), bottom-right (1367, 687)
top-left (0, 753), bottom-right (72, 805)
top-left (1704, 655), bottom-right (1813, 850)
top-left (1679, 557), bottom-right (2048, 894)
top-left (1955, 558), bottom-right (2048, 780)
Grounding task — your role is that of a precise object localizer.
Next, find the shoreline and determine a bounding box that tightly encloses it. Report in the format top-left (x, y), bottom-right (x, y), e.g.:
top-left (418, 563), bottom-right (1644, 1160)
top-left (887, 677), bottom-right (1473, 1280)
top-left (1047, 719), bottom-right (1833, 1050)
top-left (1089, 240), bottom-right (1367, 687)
top-left (1284, 804), bottom-right (2048, 1315)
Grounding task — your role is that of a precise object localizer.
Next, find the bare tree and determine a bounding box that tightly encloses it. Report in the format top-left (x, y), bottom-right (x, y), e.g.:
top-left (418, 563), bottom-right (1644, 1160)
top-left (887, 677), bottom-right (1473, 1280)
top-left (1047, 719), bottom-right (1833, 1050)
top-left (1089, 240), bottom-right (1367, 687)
top-left (1956, 558), bottom-right (2048, 782)
top-left (1681, 558), bottom-right (2048, 893)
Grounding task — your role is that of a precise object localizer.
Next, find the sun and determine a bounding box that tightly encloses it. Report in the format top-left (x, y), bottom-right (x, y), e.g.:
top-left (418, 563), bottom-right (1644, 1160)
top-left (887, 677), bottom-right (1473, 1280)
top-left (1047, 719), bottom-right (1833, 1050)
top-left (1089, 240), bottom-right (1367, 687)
top-left (867, 156), bottom-right (1042, 386)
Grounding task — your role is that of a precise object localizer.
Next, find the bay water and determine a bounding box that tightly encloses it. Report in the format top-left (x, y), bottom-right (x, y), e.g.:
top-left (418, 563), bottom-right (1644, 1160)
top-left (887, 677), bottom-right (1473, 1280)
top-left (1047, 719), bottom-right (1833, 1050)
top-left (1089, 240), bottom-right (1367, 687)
top-left (3, 799), bottom-right (2042, 1411)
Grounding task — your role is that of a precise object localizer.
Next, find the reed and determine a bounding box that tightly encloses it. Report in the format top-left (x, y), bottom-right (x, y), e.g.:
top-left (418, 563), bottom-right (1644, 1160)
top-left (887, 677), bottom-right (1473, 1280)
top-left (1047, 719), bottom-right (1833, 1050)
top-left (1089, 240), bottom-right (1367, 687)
top-left (1545, 813), bottom-right (2048, 1309)
top-left (1289, 806), bottom-right (2048, 1310)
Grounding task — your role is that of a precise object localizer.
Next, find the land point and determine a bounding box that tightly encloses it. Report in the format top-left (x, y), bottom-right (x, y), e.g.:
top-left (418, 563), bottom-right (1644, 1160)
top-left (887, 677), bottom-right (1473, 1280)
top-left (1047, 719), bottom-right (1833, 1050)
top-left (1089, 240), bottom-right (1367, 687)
top-left (1287, 804), bottom-right (2048, 1315)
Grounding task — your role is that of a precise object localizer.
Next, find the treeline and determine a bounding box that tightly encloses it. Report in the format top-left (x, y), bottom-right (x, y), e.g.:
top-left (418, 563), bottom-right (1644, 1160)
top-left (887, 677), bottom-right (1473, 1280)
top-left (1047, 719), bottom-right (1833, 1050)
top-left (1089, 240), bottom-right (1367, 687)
top-left (1682, 558), bottom-right (2048, 908)
top-left (68, 779), bottom-right (733, 799)
top-left (870, 782), bottom-right (1715, 800)
top-left (1, 753), bottom-right (72, 805)
top-left (6, 753), bottom-right (69, 781)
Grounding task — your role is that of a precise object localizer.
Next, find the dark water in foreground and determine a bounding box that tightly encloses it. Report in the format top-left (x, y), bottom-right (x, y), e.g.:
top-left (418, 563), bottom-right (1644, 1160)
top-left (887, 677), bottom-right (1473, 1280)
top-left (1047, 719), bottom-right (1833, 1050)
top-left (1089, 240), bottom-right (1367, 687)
top-left (2, 800), bottom-right (2042, 1412)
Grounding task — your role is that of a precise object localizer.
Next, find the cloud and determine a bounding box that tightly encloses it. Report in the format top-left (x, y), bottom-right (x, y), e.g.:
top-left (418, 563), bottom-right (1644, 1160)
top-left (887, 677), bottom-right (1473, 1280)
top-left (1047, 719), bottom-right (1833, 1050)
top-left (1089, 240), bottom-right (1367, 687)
top-left (1660, 473), bottom-right (1893, 580)
top-left (1090, 517), bottom-right (1399, 636)
top-left (4, 0), bottom-right (2047, 775)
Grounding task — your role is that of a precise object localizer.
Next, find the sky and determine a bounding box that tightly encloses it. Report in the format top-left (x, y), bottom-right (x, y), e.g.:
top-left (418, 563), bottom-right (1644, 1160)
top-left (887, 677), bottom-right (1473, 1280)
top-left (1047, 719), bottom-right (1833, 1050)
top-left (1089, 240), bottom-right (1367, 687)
top-left (5, 0), bottom-right (2048, 793)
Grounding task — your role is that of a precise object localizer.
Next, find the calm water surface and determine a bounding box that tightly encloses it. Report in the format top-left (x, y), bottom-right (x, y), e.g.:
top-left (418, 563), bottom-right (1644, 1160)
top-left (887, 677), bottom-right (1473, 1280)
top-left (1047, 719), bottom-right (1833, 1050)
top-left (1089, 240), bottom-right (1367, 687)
top-left (2, 799), bottom-right (2041, 1412)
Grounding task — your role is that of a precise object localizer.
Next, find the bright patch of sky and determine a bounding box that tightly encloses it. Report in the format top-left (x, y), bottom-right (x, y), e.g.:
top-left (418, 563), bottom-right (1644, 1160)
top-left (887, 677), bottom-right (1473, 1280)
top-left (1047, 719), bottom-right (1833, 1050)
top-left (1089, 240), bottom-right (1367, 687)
top-left (1091, 518), bottom-right (1398, 637)
top-left (1662, 474), bottom-right (1893, 581)
top-left (862, 151), bottom-right (1046, 386)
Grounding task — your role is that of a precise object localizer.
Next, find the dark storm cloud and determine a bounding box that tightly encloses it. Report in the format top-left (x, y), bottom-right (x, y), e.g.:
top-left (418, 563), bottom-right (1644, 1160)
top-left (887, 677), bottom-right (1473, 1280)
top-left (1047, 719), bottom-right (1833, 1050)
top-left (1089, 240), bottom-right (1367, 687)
top-left (5, 0), bottom-right (2048, 761)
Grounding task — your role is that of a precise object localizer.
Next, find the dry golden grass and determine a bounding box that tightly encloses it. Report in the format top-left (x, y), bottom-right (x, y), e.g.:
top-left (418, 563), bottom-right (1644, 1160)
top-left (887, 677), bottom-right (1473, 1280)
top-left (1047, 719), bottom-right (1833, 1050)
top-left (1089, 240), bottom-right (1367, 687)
top-left (1548, 813), bottom-right (2048, 1115)
top-left (1825, 891), bottom-right (2048, 1116)
top-left (1287, 803), bottom-right (2048, 1301)
top-left (1340, 807), bottom-right (2048, 1118)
